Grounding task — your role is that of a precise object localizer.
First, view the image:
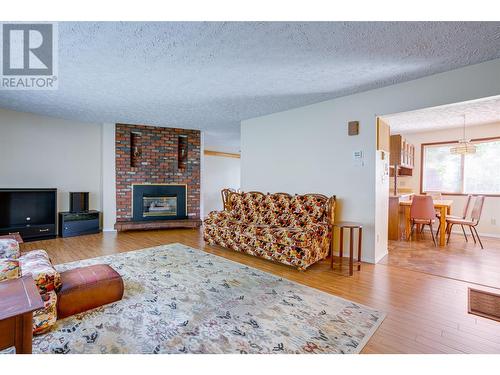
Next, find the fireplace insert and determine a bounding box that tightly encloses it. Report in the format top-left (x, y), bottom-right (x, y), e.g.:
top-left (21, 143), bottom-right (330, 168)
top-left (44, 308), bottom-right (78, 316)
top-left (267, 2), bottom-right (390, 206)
top-left (132, 184), bottom-right (187, 221)
top-left (142, 196), bottom-right (177, 217)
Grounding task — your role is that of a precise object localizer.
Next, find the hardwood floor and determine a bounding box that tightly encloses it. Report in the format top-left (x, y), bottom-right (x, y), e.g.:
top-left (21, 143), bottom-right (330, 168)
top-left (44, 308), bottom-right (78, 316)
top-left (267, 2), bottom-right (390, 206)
top-left (382, 234), bottom-right (500, 289)
top-left (21, 229), bottom-right (500, 354)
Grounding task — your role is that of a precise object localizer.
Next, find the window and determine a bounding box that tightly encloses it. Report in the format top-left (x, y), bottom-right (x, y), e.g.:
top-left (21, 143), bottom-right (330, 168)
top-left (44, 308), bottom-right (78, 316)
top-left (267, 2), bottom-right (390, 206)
top-left (422, 138), bottom-right (500, 195)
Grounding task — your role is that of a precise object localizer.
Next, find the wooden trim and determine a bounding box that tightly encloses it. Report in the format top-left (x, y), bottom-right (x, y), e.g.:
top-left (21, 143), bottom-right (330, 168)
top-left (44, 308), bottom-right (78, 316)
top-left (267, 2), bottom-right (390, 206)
top-left (376, 117), bottom-right (390, 152)
top-left (204, 150), bottom-right (240, 158)
top-left (471, 135), bottom-right (500, 143)
top-left (420, 136), bottom-right (500, 197)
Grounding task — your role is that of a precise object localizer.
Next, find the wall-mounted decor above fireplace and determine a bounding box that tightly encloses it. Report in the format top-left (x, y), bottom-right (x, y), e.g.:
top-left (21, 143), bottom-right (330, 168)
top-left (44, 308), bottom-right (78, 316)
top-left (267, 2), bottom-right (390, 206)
top-left (132, 184), bottom-right (187, 221)
top-left (130, 132), bottom-right (142, 168)
top-left (178, 135), bottom-right (188, 170)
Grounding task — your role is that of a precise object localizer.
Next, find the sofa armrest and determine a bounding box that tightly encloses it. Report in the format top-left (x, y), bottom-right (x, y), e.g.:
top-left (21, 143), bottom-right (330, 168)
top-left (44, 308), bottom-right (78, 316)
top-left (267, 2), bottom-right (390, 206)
top-left (0, 259), bottom-right (21, 282)
top-left (0, 239), bottom-right (20, 259)
top-left (18, 250), bottom-right (61, 294)
top-left (305, 222), bottom-right (330, 236)
top-left (204, 210), bottom-right (234, 226)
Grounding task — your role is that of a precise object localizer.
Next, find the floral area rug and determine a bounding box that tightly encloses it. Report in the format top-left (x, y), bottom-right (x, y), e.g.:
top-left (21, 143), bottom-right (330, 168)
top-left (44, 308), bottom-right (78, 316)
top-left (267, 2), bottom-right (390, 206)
top-left (33, 243), bottom-right (385, 354)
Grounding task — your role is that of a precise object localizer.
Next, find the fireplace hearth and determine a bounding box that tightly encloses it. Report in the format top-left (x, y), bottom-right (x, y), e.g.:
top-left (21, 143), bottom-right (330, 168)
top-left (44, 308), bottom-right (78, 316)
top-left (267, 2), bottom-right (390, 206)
top-left (132, 184), bottom-right (187, 221)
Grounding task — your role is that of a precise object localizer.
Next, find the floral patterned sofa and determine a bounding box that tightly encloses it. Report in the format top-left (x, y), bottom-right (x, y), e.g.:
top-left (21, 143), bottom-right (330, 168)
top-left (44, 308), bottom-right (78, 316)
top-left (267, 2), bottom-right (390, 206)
top-left (0, 239), bottom-right (61, 334)
top-left (204, 191), bottom-right (335, 270)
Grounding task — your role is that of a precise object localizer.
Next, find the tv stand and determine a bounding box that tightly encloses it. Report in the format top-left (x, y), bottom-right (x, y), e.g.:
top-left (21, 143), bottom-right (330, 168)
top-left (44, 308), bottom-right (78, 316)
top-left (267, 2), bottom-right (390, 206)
top-left (59, 210), bottom-right (101, 237)
top-left (0, 188), bottom-right (57, 242)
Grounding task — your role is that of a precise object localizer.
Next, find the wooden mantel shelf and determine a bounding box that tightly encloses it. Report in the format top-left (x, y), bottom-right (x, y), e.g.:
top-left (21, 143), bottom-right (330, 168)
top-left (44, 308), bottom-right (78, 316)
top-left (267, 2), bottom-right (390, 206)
top-left (114, 219), bottom-right (202, 232)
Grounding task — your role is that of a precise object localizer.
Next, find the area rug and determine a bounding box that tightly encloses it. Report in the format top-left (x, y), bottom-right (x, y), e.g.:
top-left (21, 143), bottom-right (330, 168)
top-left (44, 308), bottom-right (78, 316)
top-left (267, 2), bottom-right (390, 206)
top-left (32, 243), bottom-right (385, 354)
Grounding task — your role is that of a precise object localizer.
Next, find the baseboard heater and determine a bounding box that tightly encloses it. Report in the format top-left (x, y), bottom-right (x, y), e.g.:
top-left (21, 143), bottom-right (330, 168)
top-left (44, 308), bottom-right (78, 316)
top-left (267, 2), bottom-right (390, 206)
top-left (468, 288), bottom-right (500, 322)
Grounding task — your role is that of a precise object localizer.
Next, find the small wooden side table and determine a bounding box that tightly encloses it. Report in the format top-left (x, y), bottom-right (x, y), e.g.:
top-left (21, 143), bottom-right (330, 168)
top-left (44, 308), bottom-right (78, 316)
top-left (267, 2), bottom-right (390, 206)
top-left (0, 276), bottom-right (43, 354)
top-left (331, 222), bottom-right (363, 276)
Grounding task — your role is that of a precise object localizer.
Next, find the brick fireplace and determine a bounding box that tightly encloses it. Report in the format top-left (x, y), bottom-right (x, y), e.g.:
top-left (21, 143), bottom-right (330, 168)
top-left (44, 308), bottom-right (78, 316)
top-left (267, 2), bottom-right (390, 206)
top-left (114, 123), bottom-right (201, 231)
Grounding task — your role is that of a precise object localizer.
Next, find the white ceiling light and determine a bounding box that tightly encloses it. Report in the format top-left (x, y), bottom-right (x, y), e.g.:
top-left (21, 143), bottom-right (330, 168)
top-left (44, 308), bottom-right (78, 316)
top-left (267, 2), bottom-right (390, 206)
top-left (450, 115), bottom-right (477, 155)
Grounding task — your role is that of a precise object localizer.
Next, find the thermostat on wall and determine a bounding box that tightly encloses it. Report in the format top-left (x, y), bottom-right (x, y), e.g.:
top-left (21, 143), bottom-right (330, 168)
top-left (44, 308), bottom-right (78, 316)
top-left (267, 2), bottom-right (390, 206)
top-left (353, 150), bottom-right (364, 167)
top-left (353, 150), bottom-right (363, 159)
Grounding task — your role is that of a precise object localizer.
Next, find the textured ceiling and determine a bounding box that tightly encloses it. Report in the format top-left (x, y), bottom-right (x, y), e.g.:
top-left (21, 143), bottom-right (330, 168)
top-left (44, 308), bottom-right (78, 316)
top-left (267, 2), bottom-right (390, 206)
top-left (1, 22), bottom-right (500, 153)
top-left (383, 95), bottom-right (500, 133)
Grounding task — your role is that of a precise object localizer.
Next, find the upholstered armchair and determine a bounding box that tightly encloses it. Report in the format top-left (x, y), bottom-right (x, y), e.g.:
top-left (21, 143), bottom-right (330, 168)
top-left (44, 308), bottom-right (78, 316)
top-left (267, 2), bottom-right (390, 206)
top-left (0, 239), bottom-right (61, 334)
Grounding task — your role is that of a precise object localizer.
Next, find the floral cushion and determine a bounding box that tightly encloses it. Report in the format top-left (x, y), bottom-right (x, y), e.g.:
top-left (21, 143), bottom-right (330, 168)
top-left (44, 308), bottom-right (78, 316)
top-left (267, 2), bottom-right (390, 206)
top-left (254, 223), bottom-right (328, 248)
top-left (0, 239), bottom-right (20, 259)
top-left (204, 210), bottom-right (234, 226)
top-left (227, 192), bottom-right (328, 226)
top-left (0, 259), bottom-right (21, 282)
top-left (32, 291), bottom-right (57, 335)
top-left (18, 250), bottom-right (62, 294)
top-left (228, 192), bottom-right (265, 223)
top-left (206, 220), bottom-right (327, 248)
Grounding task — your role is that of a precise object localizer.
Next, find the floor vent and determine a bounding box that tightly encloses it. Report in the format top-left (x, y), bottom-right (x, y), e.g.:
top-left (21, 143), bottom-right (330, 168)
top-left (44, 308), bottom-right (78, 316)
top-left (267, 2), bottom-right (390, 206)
top-left (468, 288), bottom-right (500, 322)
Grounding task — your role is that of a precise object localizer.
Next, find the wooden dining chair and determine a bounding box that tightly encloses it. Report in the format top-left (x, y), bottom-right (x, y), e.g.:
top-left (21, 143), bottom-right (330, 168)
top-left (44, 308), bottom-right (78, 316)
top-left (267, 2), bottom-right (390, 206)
top-left (436, 194), bottom-right (472, 240)
top-left (409, 195), bottom-right (437, 246)
top-left (446, 195), bottom-right (485, 249)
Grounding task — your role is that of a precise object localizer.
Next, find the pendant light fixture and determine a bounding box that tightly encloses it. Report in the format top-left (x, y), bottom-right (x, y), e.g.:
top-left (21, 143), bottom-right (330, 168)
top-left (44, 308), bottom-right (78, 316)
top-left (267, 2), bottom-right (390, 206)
top-left (450, 115), bottom-right (476, 155)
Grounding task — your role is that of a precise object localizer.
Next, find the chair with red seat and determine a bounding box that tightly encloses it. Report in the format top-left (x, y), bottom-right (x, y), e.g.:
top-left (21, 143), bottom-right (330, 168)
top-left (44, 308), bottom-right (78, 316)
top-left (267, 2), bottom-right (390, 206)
top-left (409, 195), bottom-right (437, 246)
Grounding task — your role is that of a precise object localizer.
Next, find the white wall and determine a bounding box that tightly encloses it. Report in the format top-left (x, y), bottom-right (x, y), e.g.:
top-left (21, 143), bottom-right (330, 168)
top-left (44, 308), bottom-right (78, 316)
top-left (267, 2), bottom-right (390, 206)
top-left (0, 108), bottom-right (103, 213)
top-left (101, 123), bottom-right (116, 231)
top-left (395, 122), bottom-right (500, 237)
top-left (203, 154), bottom-right (240, 216)
top-left (241, 58), bottom-right (500, 263)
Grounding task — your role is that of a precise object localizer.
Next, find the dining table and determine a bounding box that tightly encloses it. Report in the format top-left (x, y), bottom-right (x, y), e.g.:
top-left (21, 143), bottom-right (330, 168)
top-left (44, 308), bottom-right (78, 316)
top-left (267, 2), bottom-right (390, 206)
top-left (399, 199), bottom-right (453, 247)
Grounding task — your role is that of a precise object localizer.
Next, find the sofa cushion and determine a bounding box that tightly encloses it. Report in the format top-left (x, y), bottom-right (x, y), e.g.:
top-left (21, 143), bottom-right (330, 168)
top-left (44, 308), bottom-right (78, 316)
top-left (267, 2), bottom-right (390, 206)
top-left (19, 250), bottom-right (62, 294)
top-left (229, 192), bottom-right (266, 223)
top-left (255, 223), bottom-right (329, 248)
top-left (205, 220), bottom-right (328, 249)
top-left (289, 195), bottom-right (328, 225)
top-left (32, 290), bottom-right (57, 335)
top-left (228, 192), bottom-right (329, 226)
top-left (0, 239), bottom-right (20, 259)
top-left (0, 259), bottom-right (20, 282)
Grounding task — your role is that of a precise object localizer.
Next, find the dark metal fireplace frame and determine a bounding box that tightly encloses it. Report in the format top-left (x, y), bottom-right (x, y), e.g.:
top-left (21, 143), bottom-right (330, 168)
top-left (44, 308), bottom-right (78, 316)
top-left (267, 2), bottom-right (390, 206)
top-left (132, 184), bottom-right (188, 221)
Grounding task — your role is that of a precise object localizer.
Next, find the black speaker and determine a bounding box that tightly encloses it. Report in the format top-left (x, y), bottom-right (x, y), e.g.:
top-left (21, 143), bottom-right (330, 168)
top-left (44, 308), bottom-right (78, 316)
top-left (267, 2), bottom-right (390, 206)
top-left (70, 192), bottom-right (89, 213)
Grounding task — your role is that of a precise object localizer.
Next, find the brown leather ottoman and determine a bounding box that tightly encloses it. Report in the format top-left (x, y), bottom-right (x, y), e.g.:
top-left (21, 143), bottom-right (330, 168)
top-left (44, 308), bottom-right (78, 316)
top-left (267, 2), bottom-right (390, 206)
top-left (56, 264), bottom-right (124, 319)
